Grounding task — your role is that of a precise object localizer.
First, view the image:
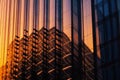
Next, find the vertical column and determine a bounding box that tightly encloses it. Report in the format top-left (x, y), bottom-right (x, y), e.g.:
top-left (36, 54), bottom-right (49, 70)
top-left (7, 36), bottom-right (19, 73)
top-left (42, 27), bottom-right (49, 80)
top-left (43, 0), bottom-right (50, 29)
top-left (33, 0), bottom-right (40, 29)
top-left (55, 0), bottom-right (63, 31)
top-left (54, 0), bottom-right (63, 79)
top-left (15, 0), bottom-right (21, 36)
top-left (39, 0), bottom-right (44, 29)
top-left (12, 36), bottom-right (20, 80)
top-left (42, 0), bottom-right (50, 79)
top-left (31, 28), bottom-right (39, 80)
top-left (21, 30), bottom-right (29, 79)
top-left (24, 0), bottom-right (30, 31)
top-left (91, 0), bottom-right (98, 80)
top-left (71, 0), bottom-right (83, 79)
top-left (55, 29), bottom-right (63, 79)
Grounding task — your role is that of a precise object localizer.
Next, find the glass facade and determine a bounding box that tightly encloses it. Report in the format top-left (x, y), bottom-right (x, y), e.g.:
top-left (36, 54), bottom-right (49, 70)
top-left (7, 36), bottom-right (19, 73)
top-left (93, 0), bottom-right (120, 80)
top-left (0, 0), bottom-right (94, 80)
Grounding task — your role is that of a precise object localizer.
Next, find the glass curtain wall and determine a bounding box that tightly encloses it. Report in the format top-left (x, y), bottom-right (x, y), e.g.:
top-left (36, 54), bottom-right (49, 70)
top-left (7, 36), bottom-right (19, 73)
top-left (0, 0), bottom-right (94, 80)
top-left (92, 0), bottom-right (120, 80)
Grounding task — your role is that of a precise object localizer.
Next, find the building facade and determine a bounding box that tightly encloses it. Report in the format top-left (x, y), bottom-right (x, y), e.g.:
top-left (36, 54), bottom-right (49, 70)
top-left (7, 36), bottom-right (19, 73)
top-left (92, 0), bottom-right (120, 80)
top-left (5, 27), bottom-right (94, 80)
top-left (0, 0), bottom-right (95, 80)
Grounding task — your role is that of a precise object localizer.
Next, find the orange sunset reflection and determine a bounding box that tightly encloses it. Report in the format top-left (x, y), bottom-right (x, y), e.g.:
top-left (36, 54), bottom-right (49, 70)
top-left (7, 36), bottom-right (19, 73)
top-left (0, 1), bottom-right (95, 79)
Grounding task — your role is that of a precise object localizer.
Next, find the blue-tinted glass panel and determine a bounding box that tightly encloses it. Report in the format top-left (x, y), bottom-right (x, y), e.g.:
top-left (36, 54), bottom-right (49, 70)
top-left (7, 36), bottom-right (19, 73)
top-left (110, 0), bottom-right (116, 14)
top-left (96, 0), bottom-right (102, 4)
top-left (96, 3), bottom-right (103, 21)
top-left (103, 2), bottom-right (109, 17)
top-left (106, 19), bottom-right (111, 41)
top-left (98, 24), bottom-right (105, 44)
top-left (112, 16), bottom-right (118, 38)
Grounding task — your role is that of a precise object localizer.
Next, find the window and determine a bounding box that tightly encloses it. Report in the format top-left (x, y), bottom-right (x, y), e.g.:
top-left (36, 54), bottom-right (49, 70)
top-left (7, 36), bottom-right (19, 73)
top-left (96, 3), bottom-right (103, 21)
top-left (103, 1), bottom-right (109, 17)
top-left (110, 0), bottom-right (116, 14)
top-left (112, 16), bottom-right (118, 38)
top-left (105, 19), bottom-right (111, 41)
top-left (96, 0), bottom-right (102, 4)
top-left (98, 23), bottom-right (105, 44)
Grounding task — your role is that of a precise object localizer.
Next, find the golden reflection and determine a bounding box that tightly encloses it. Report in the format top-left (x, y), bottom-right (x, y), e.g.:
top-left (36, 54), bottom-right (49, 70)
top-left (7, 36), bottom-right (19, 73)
top-left (0, 0), bottom-right (95, 70)
top-left (0, 0), bottom-right (40, 68)
top-left (49, 0), bottom-right (55, 28)
top-left (83, 0), bottom-right (93, 52)
top-left (63, 0), bottom-right (71, 40)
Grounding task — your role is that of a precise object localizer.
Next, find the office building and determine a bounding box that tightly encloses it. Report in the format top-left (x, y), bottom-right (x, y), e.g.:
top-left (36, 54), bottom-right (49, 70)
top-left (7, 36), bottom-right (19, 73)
top-left (0, 0), bottom-right (94, 80)
top-left (92, 0), bottom-right (120, 80)
top-left (5, 27), bottom-right (94, 80)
